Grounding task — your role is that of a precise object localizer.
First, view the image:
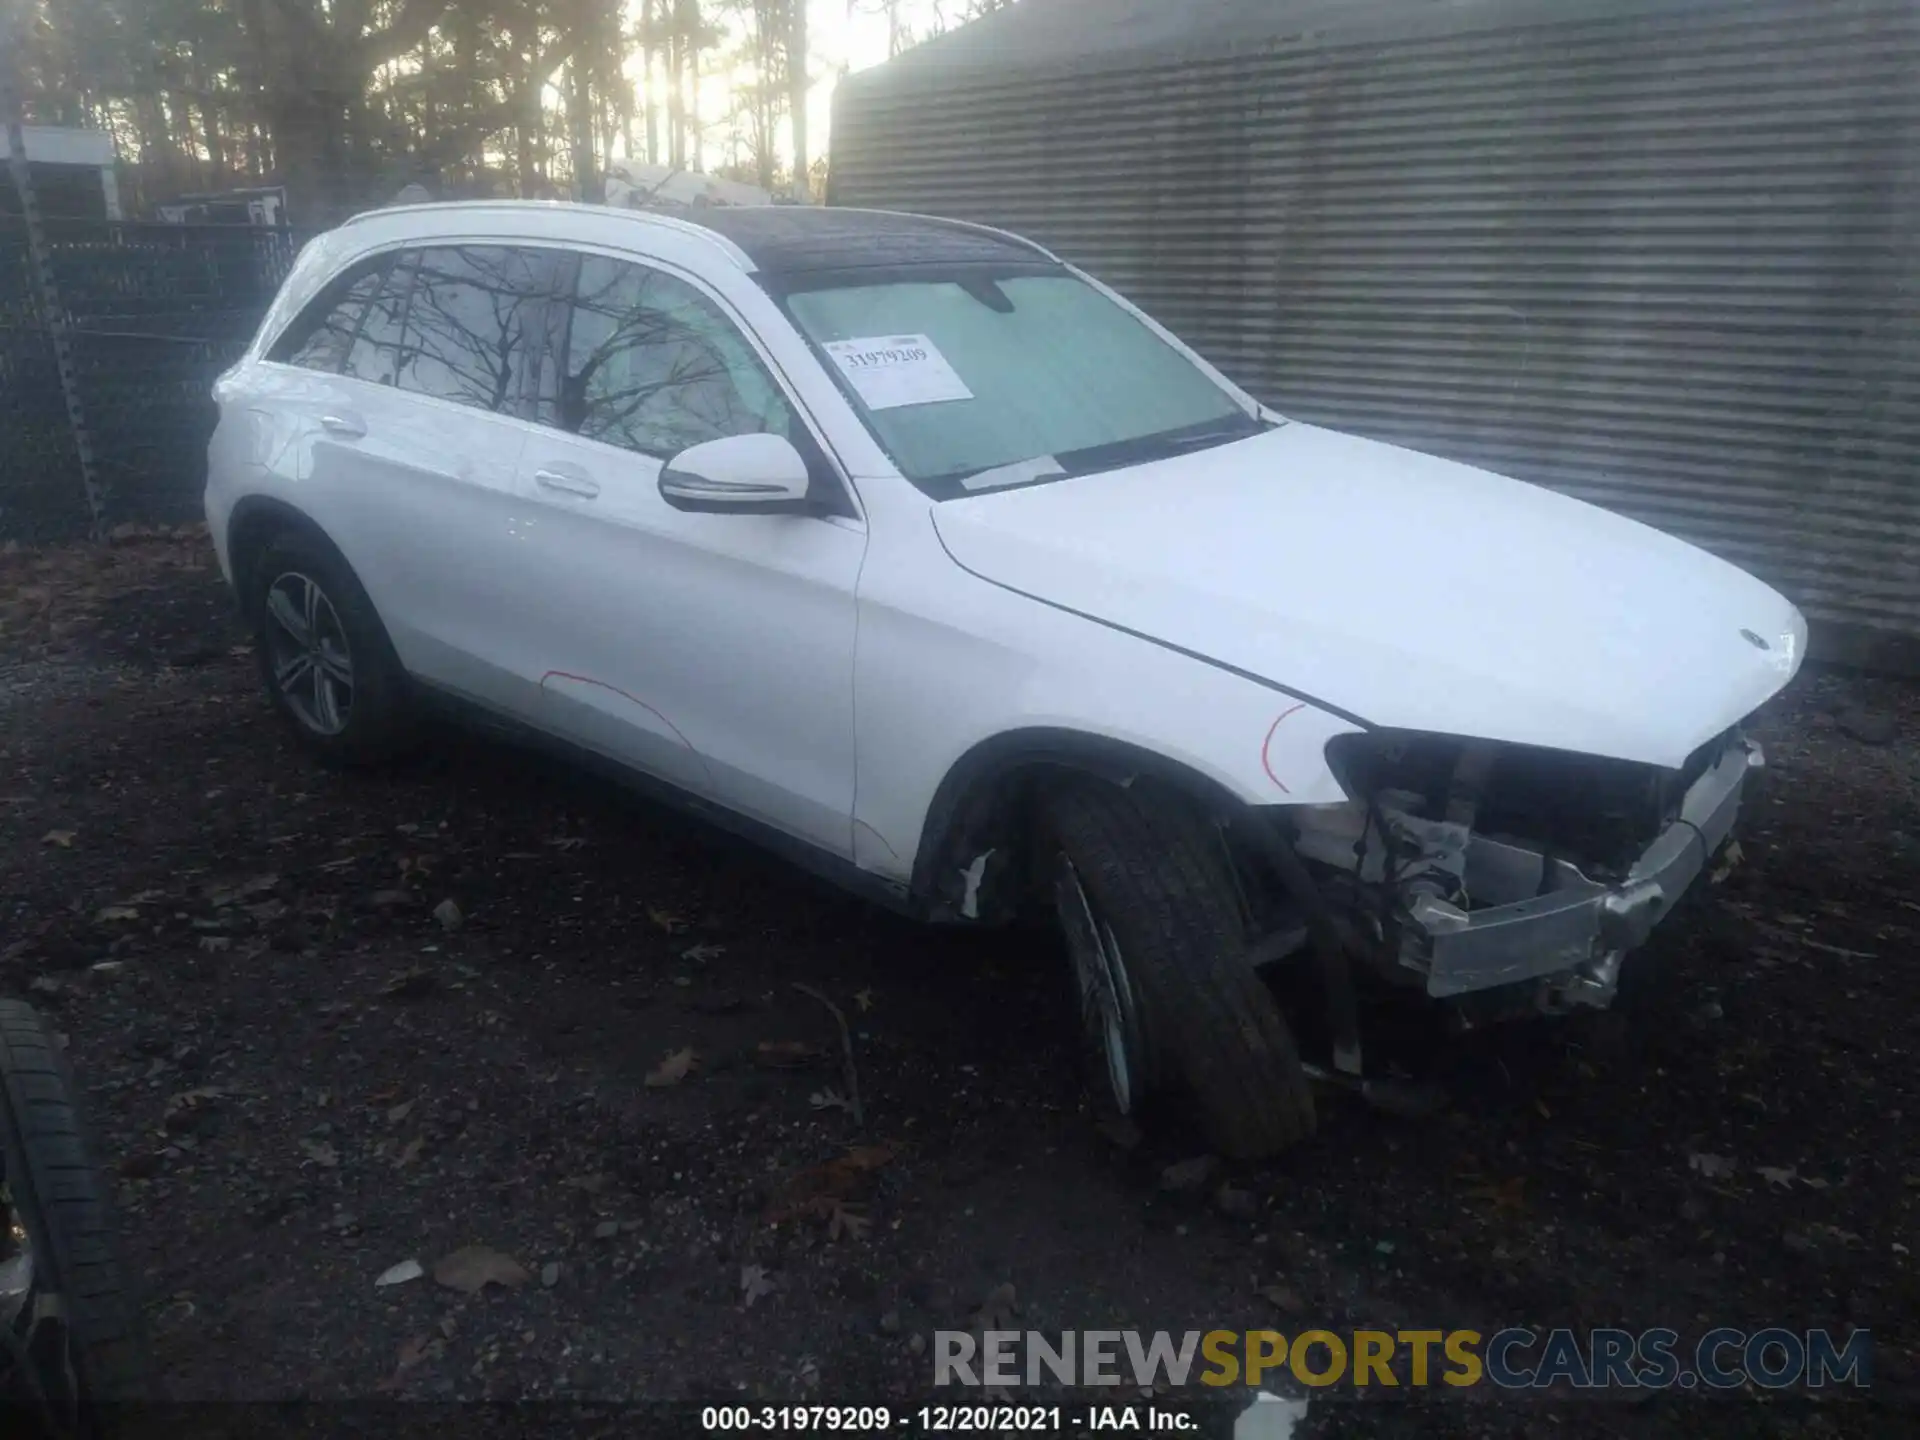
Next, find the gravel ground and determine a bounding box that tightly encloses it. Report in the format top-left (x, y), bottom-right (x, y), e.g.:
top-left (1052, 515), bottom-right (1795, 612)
top-left (1, 533), bottom-right (1915, 1439)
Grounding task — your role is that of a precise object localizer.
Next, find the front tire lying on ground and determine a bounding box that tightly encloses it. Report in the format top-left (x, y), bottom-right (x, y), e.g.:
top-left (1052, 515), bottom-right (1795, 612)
top-left (1042, 778), bottom-right (1316, 1160)
top-left (249, 529), bottom-right (418, 766)
top-left (0, 999), bottom-right (155, 1434)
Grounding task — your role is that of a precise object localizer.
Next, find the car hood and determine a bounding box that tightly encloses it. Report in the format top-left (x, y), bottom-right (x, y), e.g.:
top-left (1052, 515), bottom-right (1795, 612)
top-left (930, 423), bottom-right (1805, 768)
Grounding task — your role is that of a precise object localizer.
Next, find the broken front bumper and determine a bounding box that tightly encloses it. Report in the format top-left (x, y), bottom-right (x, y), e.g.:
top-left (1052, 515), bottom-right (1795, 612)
top-left (1407, 735), bottom-right (1763, 1006)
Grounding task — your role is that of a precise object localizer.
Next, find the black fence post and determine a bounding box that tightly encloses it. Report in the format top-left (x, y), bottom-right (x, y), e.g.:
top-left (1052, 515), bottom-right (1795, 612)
top-left (5, 119), bottom-right (107, 537)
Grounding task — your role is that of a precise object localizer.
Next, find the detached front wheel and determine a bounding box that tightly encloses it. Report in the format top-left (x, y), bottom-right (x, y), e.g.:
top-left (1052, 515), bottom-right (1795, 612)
top-left (1, 1001), bottom-right (154, 1436)
top-left (1043, 779), bottom-right (1315, 1159)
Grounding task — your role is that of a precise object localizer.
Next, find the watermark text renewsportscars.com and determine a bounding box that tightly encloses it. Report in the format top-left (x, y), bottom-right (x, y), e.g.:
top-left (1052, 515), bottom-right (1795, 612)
top-left (933, 1327), bottom-right (1872, 1391)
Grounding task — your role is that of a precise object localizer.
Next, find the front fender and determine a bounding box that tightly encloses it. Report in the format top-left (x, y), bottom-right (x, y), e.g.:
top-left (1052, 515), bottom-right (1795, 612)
top-left (850, 577), bottom-right (1365, 886)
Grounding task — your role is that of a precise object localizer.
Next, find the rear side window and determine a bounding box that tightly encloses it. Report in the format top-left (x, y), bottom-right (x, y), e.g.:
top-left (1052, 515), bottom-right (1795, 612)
top-left (342, 254), bottom-right (415, 386)
top-left (268, 244), bottom-right (569, 420)
top-left (267, 258), bottom-right (389, 371)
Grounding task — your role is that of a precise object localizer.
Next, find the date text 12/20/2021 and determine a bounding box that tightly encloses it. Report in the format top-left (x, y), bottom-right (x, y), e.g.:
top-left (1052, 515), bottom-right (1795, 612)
top-left (700, 1405), bottom-right (1197, 1431)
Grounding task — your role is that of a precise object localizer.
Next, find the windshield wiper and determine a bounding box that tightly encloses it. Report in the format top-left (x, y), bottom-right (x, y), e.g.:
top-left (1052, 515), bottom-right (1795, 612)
top-left (1052, 411), bottom-right (1274, 476)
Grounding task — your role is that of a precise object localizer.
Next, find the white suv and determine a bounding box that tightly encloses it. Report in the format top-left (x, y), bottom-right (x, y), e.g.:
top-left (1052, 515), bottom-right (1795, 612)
top-left (207, 201), bottom-right (1804, 1157)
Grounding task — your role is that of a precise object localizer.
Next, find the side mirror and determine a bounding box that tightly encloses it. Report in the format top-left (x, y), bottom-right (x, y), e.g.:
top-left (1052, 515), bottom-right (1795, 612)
top-left (658, 433), bottom-right (815, 514)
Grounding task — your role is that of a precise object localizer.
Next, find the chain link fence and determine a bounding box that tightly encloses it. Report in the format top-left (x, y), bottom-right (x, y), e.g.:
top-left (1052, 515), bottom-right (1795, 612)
top-left (1, 216), bottom-right (309, 543)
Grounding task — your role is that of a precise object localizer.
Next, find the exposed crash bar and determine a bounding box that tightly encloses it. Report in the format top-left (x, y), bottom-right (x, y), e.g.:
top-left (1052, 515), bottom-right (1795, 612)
top-left (1417, 737), bottom-right (1763, 999)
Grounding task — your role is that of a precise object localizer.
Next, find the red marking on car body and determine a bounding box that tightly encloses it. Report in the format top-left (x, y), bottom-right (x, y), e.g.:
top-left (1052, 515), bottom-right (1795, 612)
top-left (1261, 703), bottom-right (1308, 794)
top-left (538, 670), bottom-right (712, 784)
top-left (853, 817), bottom-right (901, 862)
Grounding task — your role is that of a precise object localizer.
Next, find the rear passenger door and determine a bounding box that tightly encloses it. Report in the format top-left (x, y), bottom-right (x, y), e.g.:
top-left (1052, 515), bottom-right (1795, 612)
top-left (509, 251), bottom-right (866, 858)
top-left (267, 243), bottom-right (570, 710)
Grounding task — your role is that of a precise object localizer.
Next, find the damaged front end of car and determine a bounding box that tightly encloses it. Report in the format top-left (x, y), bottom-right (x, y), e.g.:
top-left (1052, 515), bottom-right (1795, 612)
top-left (1272, 725), bottom-right (1763, 1021)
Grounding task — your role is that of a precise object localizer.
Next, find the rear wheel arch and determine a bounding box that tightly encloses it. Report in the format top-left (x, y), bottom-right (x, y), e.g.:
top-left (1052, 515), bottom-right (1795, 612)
top-left (909, 728), bottom-right (1251, 921)
top-left (225, 496), bottom-right (346, 622)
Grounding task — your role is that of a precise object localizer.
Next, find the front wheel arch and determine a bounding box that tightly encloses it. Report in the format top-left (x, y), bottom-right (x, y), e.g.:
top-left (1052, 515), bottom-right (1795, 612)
top-left (909, 728), bottom-right (1254, 922)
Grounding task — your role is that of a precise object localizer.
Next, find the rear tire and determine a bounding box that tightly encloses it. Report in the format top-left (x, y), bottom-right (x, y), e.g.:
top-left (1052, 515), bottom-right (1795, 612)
top-left (1043, 779), bottom-right (1316, 1160)
top-left (0, 1000), bottom-right (155, 1429)
top-left (248, 529), bottom-right (418, 766)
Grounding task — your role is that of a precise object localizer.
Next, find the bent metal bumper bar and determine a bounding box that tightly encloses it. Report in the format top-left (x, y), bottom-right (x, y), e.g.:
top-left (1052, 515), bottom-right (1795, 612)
top-left (1410, 735), bottom-right (1764, 1004)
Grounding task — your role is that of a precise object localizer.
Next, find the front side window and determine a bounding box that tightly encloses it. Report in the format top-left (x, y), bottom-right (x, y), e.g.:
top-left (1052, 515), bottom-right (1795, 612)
top-left (561, 256), bottom-right (793, 459)
top-left (781, 270), bottom-right (1268, 498)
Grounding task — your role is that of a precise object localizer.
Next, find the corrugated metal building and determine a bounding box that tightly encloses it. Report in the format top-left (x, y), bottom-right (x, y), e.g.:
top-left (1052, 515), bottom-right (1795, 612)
top-left (828, 0), bottom-right (1920, 665)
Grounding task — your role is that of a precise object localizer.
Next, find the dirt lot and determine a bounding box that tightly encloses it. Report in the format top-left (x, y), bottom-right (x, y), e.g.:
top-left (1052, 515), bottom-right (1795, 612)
top-left (1, 533), bottom-right (1915, 1438)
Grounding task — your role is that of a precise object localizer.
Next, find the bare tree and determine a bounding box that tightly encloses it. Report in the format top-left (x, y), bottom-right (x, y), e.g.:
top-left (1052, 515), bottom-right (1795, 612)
top-left (788, 0), bottom-right (808, 201)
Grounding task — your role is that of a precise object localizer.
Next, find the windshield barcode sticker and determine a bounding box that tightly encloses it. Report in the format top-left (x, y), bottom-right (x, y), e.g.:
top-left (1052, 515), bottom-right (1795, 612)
top-left (822, 334), bottom-right (974, 410)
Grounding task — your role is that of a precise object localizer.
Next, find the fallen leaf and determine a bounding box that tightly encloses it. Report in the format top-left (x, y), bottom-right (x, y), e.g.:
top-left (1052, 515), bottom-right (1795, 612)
top-left (207, 874), bottom-right (278, 907)
top-left (1463, 1177), bottom-right (1528, 1214)
top-left (41, 830), bottom-right (76, 848)
top-left (766, 1142), bottom-right (900, 1222)
top-left (828, 1201), bottom-right (870, 1242)
top-left (681, 942), bottom-right (725, 962)
top-left (1214, 1183), bottom-right (1259, 1220)
top-left (382, 967), bottom-right (437, 1000)
top-left (386, 1099), bottom-right (416, 1125)
top-left (197, 936), bottom-right (231, 954)
top-left (644, 1047), bottom-right (697, 1088)
top-left (431, 898), bottom-right (463, 930)
top-left (378, 1332), bottom-right (443, 1390)
top-left (841, 1143), bottom-right (898, 1174)
top-left (1710, 840), bottom-right (1745, 885)
top-left (301, 1139), bottom-right (340, 1168)
top-left (95, 905), bottom-right (142, 923)
top-left (972, 1281), bottom-right (1018, 1329)
top-left (562, 1173), bottom-right (608, 1195)
top-left (1262, 1284), bottom-right (1307, 1316)
top-left (162, 1087), bottom-right (222, 1132)
top-left (648, 907), bottom-right (687, 934)
top-left (853, 988), bottom-right (875, 1013)
top-left (1758, 1165), bottom-right (1798, 1190)
top-left (1160, 1155), bottom-right (1221, 1193)
top-left (1689, 1152), bottom-right (1737, 1180)
top-left (431, 1245), bottom-right (531, 1295)
top-left (376, 1258), bottom-right (424, 1288)
top-left (755, 1040), bottom-right (825, 1069)
top-left (809, 1087), bottom-right (855, 1114)
top-left (740, 1264), bottom-right (776, 1308)
top-left (393, 1136), bottom-right (424, 1169)
top-left (547, 836), bottom-right (586, 851)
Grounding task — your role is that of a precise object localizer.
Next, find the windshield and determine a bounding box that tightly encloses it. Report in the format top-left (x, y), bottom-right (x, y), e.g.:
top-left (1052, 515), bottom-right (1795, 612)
top-left (781, 271), bottom-right (1271, 498)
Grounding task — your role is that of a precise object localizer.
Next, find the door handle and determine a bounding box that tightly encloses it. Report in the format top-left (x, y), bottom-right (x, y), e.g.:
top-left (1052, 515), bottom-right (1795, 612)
top-left (535, 468), bottom-right (600, 499)
top-left (319, 412), bottom-right (366, 438)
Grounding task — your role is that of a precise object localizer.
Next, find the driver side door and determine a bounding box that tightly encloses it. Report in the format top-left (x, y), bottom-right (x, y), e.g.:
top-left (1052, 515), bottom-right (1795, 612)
top-left (508, 249), bottom-right (866, 860)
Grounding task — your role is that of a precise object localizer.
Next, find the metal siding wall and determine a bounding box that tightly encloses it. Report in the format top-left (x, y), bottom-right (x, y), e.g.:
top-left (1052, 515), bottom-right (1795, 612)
top-left (831, 2), bottom-right (1920, 644)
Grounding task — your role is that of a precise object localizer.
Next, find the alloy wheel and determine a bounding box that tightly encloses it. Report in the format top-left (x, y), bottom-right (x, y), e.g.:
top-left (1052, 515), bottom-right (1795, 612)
top-left (262, 571), bottom-right (355, 736)
top-left (1, 1175), bottom-right (80, 1434)
top-left (1054, 855), bottom-right (1149, 1115)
